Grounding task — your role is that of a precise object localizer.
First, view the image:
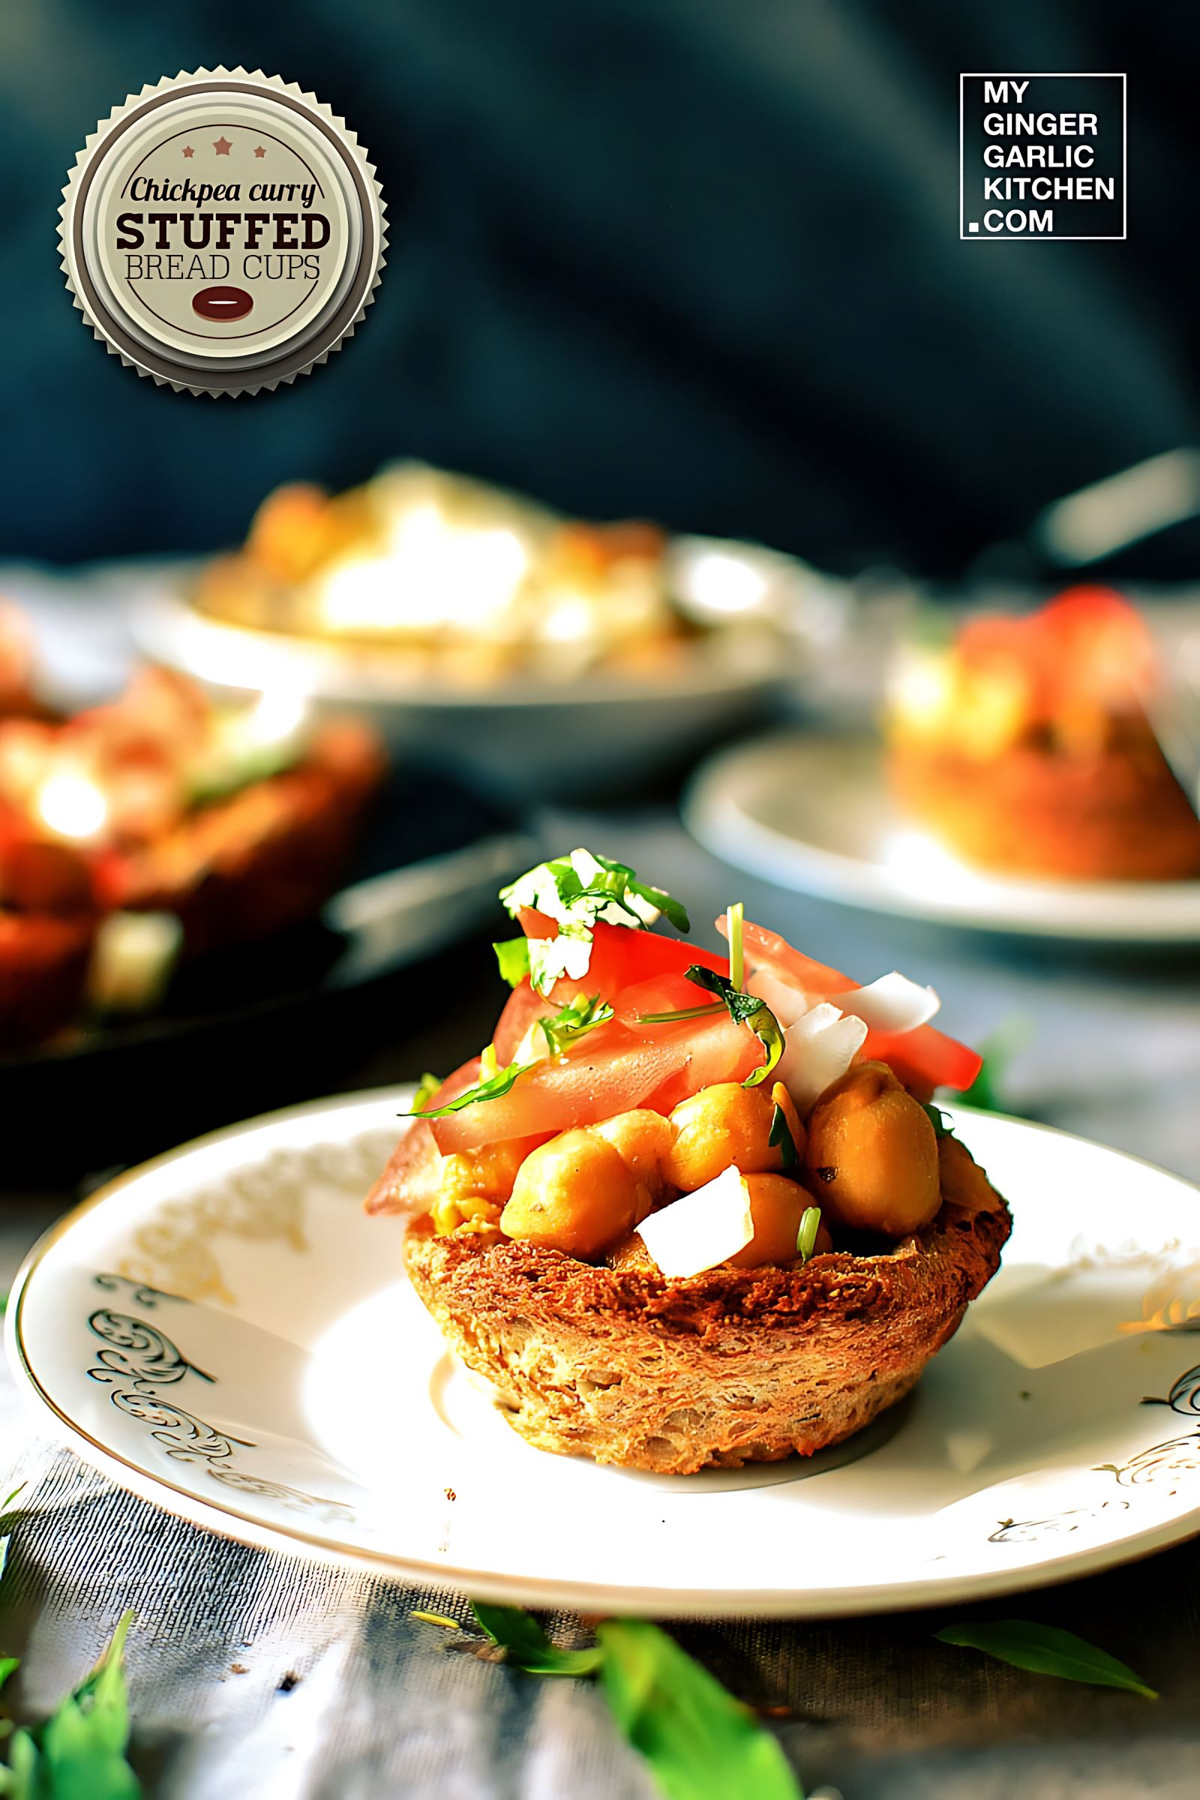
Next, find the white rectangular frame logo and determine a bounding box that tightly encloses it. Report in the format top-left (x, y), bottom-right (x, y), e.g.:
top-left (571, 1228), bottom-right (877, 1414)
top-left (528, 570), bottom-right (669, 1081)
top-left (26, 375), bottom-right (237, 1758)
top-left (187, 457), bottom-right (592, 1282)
top-left (959, 73), bottom-right (1127, 242)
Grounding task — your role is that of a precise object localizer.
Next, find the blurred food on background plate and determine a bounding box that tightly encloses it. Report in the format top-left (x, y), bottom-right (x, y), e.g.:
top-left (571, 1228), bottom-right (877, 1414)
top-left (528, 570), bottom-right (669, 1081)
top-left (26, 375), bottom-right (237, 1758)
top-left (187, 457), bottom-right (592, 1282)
top-left (886, 587), bottom-right (1200, 882)
top-left (0, 601), bottom-right (50, 720)
top-left (0, 653), bottom-right (384, 1048)
top-left (189, 460), bottom-right (839, 684)
top-left (136, 462), bottom-right (845, 801)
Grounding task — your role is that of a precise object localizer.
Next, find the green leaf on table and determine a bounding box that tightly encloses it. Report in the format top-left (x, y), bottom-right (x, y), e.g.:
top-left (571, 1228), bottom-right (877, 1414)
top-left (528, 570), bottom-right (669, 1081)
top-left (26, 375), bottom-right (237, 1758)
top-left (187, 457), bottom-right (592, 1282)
top-left (934, 1619), bottom-right (1157, 1698)
top-left (597, 1619), bottom-right (802, 1800)
top-left (470, 1604), bottom-right (602, 1678)
top-left (958, 1017), bottom-right (1033, 1116)
top-left (0, 1610), bottom-right (142, 1798)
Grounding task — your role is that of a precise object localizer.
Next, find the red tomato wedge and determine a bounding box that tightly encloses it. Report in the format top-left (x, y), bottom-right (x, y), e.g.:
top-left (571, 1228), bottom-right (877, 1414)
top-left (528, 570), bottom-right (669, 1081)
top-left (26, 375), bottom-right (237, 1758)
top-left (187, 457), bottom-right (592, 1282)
top-left (492, 920), bottom-right (728, 1062)
top-left (364, 1056), bottom-right (482, 1213)
top-left (721, 915), bottom-right (983, 1095)
top-left (432, 998), bottom-right (760, 1156)
top-left (432, 1020), bottom-right (672, 1153)
top-left (717, 914), bottom-right (853, 995)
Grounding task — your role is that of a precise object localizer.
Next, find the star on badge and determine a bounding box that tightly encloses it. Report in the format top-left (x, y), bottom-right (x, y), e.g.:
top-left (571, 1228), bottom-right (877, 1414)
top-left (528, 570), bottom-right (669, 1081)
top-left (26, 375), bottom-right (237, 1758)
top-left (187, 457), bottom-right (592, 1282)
top-left (213, 136), bottom-right (233, 156)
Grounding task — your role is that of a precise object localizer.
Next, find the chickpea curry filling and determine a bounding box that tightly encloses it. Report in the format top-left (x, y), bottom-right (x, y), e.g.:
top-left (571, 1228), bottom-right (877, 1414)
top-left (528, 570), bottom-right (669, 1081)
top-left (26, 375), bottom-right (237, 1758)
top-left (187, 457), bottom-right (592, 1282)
top-left (384, 849), bottom-right (986, 1283)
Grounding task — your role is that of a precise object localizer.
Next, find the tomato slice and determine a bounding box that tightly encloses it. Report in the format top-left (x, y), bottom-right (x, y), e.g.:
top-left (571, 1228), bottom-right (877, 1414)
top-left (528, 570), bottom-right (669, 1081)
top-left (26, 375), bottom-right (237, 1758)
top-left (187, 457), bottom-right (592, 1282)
top-left (365, 1057), bottom-right (481, 1213)
top-left (725, 915), bottom-right (982, 1095)
top-left (492, 921), bottom-right (728, 1062)
top-left (431, 1019), bottom-right (671, 1153)
top-left (432, 996), bottom-right (759, 1155)
top-left (718, 915), bottom-right (853, 995)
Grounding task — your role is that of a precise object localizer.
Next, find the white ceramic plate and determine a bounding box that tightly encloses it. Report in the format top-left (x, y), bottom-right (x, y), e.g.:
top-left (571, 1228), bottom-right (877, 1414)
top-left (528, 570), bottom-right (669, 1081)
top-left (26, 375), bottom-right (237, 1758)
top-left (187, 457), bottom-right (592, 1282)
top-left (685, 732), bottom-right (1200, 943)
top-left (9, 1090), bottom-right (1200, 1617)
top-left (131, 582), bottom-right (793, 801)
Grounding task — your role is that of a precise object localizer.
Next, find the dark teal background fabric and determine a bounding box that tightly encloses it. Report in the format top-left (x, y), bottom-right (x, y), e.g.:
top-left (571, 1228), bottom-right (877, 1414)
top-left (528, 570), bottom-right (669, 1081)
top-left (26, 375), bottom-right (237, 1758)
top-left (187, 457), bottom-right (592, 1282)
top-left (1, 1), bottom-right (1198, 574)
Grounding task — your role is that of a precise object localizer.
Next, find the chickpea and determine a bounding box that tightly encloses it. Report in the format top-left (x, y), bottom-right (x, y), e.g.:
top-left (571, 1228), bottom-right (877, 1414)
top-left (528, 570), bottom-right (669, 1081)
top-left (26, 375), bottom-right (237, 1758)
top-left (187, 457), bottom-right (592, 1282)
top-left (726, 1173), bottom-right (826, 1269)
top-left (439, 1135), bottom-right (541, 1207)
top-left (500, 1130), bottom-right (647, 1258)
top-left (664, 1082), bottom-right (804, 1192)
top-left (591, 1110), bottom-right (675, 1201)
top-left (805, 1061), bottom-right (940, 1238)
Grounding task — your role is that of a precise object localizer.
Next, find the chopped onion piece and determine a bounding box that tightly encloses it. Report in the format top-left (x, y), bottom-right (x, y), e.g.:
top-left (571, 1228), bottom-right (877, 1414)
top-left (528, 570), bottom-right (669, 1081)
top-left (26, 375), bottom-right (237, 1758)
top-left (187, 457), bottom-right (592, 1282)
top-left (777, 1003), bottom-right (868, 1113)
top-left (841, 972), bottom-right (941, 1034)
top-left (636, 1166), bottom-right (754, 1278)
top-left (745, 967), bottom-right (812, 1028)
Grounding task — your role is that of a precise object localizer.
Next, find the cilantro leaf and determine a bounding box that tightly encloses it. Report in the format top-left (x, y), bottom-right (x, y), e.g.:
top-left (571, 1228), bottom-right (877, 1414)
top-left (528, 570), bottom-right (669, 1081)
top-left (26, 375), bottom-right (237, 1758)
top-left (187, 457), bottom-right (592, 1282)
top-left (410, 1073), bottom-right (443, 1113)
top-left (402, 995), bottom-right (614, 1122)
top-left (493, 938), bottom-right (531, 988)
top-left (499, 849), bottom-right (690, 994)
top-left (536, 995), bottom-right (614, 1058)
top-left (769, 1102), bottom-right (799, 1171)
top-left (0, 1611), bottom-right (142, 1798)
top-left (934, 1619), bottom-right (1157, 1699)
top-left (470, 1605), bottom-right (603, 1679)
top-left (598, 1620), bottom-right (802, 1800)
top-left (684, 967), bottom-right (784, 1088)
top-left (403, 1059), bottom-right (531, 1120)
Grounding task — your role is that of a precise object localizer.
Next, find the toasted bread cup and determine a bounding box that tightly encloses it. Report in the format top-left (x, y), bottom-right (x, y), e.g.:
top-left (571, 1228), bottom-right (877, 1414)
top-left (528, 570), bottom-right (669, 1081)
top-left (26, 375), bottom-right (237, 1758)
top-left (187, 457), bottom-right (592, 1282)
top-left (402, 1136), bottom-right (1010, 1475)
top-left (890, 738), bottom-right (1200, 882)
top-left (97, 719), bottom-right (385, 956)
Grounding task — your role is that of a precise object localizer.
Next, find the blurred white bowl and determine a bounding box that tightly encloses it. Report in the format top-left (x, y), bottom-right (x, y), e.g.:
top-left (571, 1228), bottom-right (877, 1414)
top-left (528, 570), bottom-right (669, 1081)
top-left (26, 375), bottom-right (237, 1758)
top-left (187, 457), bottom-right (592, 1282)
top-left (131, 573), bottom-right (816, 801)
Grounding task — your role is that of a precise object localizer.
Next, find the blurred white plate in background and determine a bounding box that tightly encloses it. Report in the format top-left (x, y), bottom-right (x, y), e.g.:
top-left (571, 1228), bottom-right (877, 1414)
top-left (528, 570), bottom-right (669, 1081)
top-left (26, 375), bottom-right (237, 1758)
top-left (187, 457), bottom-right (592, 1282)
top-left (132, 575), bottom-right (801, 802)
top-left (685, 731), bottom-right (1200, 943)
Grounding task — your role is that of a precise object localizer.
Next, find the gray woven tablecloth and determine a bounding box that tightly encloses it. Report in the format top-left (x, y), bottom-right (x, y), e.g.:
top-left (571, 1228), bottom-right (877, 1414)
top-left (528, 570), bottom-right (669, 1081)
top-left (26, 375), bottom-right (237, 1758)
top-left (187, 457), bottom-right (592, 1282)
top-left (2, 817), bottom-right (1198, 1798)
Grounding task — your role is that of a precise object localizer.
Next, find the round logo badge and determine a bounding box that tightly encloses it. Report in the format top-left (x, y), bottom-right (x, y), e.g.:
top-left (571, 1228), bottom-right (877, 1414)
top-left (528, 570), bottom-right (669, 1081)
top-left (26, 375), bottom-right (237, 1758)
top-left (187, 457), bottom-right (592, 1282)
top-left (59, 67), bottom-right (386, 395)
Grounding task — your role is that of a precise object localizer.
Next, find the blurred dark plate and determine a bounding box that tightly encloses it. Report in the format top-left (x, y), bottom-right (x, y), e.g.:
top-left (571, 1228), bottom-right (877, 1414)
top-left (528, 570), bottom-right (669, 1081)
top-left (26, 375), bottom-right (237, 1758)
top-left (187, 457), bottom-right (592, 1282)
top-left (1, 766), bottom-right (533, 1182)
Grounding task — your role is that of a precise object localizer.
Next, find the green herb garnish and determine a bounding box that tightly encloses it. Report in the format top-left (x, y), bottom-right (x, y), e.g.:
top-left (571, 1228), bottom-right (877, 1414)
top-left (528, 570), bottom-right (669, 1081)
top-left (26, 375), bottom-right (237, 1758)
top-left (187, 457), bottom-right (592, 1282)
top-left (795, 1206), bottom-right (822, 1262)
top-left (727, 902), bottom-right (745, 992)
top-left (404, 1056), bottom-right (531, 1120)
top-left (0, 1611), bottom-right (142, 1797)
top-left (500, 849), bottom-right (690, 995)
top-left (470, 1604), bottom-right (603, 1679)
top-left (401, 995), bottom-right (614, 1122)
top-left (537, 994), bottom-right (614, 1058)
top-left (598, 1619), bottom-right (802, 1800)
top-left (683, 967), bottom-right (784, 1089)
top-left (411, 1072), bottom-right (442, 1113)
top-left (493, 937), bottom-right (532, 988)
top-left (922, 1102), bottom-right (955, 1140)
top-left (637, 1003), bottom-right (725, 1025)
top-left (934, 1619), bottom-right (1157, 1699)
top-left (770, 1102), bottom-right (799, 1171)
top-left (959, 1016), bottom-right (1033, 1116)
